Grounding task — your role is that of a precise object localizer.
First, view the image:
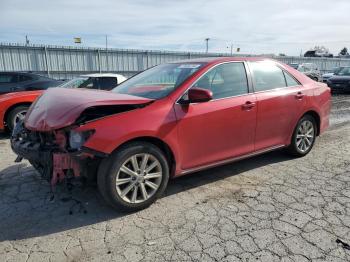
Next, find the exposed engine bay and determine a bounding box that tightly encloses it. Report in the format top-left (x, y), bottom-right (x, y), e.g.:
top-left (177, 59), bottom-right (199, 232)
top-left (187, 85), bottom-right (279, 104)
top-left (11, 121), bottom-right (103, 187)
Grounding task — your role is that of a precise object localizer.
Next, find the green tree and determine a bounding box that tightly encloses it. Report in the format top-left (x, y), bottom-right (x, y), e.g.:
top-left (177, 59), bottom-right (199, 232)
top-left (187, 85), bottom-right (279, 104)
top-left (340, 47), bottom-right (349, 56)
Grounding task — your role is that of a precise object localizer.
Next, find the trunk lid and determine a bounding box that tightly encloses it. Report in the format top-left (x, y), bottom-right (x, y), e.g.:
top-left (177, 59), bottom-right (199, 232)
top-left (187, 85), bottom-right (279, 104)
top-left (25, 88), bottom-right (153, 131)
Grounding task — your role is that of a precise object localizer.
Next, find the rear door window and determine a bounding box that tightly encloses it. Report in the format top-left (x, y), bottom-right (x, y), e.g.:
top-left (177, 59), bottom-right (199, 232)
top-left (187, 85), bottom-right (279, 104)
top-left (250, 62), bottom-right (287, 92)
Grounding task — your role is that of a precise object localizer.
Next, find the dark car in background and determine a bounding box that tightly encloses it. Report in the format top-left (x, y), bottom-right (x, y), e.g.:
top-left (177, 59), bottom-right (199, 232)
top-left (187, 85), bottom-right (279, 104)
top-left (0, 72), bottom-right (62, 96)
top-left (327, 66), bottom-right (350, 93)
top-left (322, 67), bottom-right (342, 83)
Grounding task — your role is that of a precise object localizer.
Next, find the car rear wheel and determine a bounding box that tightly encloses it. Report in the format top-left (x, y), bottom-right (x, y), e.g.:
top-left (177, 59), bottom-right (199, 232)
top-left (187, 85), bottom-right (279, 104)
top-left (287, 115), bottom-right (317, 157)
top-left (6, 105), bottom-right (29, 133)
top-left (97, 142), bottom-right (169, 211)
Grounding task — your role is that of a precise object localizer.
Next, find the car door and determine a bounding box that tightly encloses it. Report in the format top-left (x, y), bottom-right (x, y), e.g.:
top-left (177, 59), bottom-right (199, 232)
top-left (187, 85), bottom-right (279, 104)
top-left (249, 61), bottom-right (305, 151)
top-left (174, 62), bottom-right (257, 170)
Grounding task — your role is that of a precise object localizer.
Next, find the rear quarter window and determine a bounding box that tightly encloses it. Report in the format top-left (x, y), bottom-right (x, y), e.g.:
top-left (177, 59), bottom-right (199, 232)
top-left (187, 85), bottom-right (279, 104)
top-left (284, 71), bottom-right (300, 86)
top-left (98, 77), bottom-right (118, 90)
top-left (250, 62), bottom-right (287, 92)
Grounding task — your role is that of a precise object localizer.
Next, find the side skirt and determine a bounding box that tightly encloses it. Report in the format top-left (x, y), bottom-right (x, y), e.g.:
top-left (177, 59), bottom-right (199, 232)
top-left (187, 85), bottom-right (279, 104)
top-left (178, 145), bottom-right (286, 176)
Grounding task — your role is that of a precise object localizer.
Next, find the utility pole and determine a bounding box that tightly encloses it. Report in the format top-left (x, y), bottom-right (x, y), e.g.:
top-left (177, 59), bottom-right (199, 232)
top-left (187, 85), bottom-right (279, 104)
top-left (227, 43), bottom-right (233, 55)
top-left (25, 35), bottom-right (29, 46)
top-left (205, 38), bottom-right (210, 53)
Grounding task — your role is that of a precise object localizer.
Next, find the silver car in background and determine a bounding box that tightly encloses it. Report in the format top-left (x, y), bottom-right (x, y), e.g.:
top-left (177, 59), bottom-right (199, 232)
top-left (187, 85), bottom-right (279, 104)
top-left (297, 63), bottom-right (322, 82)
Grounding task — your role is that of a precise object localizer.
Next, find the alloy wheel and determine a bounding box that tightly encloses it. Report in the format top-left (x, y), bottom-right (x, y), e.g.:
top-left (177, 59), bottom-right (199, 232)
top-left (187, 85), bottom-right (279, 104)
top-left (296, 120), bottom-right (315, 153)
top-left (115, 153), bottom-right (162, 204)
top-left (13, 110), bottom-right (27, 128)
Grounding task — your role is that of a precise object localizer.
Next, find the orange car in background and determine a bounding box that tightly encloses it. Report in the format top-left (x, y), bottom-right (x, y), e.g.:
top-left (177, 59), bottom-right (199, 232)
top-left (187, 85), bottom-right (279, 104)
top-left (0, 90), bottom-right (42, 132)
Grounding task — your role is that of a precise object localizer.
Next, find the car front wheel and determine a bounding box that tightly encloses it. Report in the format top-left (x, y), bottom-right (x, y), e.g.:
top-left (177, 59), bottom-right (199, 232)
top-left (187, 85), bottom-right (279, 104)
top-left (97, 142), bottom-right (169, 211)
top-left (287, 115), bottom-right (317, 157)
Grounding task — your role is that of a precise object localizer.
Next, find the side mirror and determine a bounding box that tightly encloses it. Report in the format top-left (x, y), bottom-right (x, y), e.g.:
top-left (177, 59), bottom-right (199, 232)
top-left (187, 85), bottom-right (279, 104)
top-left (183, 88), bottom-right (213, 104)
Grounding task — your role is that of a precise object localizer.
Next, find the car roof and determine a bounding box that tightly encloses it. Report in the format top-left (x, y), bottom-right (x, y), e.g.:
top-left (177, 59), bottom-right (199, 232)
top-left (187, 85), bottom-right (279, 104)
top-left (0, 71), bottom-right (45, 76)
top-left (82, 73), bottom-right (126, 78)
top-left (171, 56), bottom-right (272, 64)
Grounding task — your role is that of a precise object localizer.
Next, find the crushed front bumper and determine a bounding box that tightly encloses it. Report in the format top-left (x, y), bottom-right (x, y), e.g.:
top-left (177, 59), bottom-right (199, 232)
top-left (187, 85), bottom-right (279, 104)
top-left (11, 122), bottom-right (105, 186)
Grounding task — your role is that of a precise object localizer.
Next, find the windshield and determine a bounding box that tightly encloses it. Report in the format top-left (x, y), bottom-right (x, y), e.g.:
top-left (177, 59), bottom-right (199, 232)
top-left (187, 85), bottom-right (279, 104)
top-left (112, 62), bottom-right (206, 99)
top-left (58, 77), bottom-right (94, 88)
top-left (335, 67), bottom-right (350, 76)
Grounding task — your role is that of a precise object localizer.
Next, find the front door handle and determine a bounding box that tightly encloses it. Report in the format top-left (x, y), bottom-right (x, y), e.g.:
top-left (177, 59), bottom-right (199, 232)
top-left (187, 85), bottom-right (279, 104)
top-left (242, 101), bottom-right (256, 110)
top-left (295, 91), bottom-right (304, 99)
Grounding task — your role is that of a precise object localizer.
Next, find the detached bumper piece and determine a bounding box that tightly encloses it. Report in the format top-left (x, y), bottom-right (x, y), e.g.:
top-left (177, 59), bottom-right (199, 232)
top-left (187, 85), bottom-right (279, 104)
top-left (52, 153), bottom-right (81, 186)
top-left (11, 122), bottom-right (102, 186)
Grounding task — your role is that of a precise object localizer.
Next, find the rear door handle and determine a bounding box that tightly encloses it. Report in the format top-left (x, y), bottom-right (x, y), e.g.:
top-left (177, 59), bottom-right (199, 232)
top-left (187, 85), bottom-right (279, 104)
top-left (295, 92), bottom-right (304, 99)
top-left (242, 101), bottom-right (256, 110)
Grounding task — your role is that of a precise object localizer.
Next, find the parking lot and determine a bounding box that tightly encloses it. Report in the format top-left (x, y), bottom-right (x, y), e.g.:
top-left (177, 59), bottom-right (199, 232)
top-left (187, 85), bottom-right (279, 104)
top-left (0, 94), bottom-right (349, 262)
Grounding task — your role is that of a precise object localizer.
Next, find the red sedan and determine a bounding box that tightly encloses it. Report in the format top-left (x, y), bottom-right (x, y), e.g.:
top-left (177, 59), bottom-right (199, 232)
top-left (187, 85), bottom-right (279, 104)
top-left (11, 57), bottom-right (331, 211)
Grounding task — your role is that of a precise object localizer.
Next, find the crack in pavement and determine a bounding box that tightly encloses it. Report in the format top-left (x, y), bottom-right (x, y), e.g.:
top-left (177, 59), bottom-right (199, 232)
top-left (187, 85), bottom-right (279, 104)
top-left (0, 95), bottom-right (350, 261)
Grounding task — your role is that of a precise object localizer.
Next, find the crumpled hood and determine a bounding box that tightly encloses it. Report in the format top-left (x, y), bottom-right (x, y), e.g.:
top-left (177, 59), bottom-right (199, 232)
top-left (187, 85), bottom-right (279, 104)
top-left (25, 88), bottom-right (153, 131)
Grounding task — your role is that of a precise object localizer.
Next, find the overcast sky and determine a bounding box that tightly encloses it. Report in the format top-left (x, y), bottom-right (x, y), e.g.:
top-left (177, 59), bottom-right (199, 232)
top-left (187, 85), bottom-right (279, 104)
top-left (0, 0), bottom-right (349, 56)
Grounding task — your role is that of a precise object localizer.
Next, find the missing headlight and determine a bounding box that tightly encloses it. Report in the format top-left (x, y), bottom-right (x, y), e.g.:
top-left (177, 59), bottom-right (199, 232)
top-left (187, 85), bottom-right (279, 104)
top-left (69, 129), bottom-right (94, 150)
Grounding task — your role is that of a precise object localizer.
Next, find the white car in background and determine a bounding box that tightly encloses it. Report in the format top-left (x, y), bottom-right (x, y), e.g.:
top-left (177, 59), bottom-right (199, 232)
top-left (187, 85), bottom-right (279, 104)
top-left (297, 63), bottom-right (322, 82)
top-left (60, 73), bottom-right (127, 90)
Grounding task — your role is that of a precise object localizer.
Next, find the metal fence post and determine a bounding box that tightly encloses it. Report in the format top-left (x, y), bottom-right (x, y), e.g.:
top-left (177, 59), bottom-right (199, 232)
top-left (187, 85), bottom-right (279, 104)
top-left (44, 46), bottom-right (50, 77)
top-left (146, 51), bottom-right (149, 69)
top-left (97, 49), bottom-right (101, 73)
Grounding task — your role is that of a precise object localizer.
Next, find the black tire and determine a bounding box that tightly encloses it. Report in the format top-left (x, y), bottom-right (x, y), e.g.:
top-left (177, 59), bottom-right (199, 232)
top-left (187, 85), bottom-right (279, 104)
top-left (6, 105), bottom-right (29, 133)
top-left (287, 115), bottom-right (317, 157)
top-left (97, 142), bottom-right (169, 212)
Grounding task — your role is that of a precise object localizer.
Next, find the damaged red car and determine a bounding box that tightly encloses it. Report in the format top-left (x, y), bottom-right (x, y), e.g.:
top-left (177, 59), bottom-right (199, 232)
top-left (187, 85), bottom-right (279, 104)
top-left (11, 57), bottom-right (331, 211)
